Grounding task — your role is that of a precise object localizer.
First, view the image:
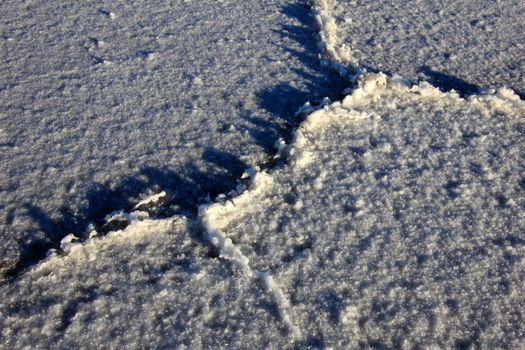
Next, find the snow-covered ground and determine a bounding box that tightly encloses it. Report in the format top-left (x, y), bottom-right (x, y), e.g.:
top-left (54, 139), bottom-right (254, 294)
top-left (1, 0), bottom-right (524, 348)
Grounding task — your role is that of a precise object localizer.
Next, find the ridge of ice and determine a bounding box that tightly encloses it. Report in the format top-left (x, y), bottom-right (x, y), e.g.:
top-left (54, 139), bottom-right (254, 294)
top-left (36, 217), bottom-right (183, 272)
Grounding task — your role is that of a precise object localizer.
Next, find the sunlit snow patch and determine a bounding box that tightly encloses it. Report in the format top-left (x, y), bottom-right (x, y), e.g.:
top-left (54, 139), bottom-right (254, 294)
top-left (132, 191), bottom-right (167, 211)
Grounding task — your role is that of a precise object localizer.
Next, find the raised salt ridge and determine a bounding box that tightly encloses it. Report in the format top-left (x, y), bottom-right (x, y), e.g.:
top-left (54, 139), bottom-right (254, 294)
top-left (199, 73), bottom-right (525, 348)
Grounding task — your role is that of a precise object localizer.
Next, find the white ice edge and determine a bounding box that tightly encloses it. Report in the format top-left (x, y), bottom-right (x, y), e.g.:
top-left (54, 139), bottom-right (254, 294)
top-left (40, 216), bottom-right (184, 271)
top-left (310, 0), bottom-right (360, 79)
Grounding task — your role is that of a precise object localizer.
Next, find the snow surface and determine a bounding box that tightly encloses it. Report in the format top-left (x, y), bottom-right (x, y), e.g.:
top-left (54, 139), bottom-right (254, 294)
top-left (1, 0), bottom-right (525, 348)
top-left (0, 217), bottom-right (291, 348)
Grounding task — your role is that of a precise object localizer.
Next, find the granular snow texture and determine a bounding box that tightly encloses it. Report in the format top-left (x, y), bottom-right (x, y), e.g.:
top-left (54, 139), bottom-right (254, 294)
top-left (0, 217), bottom-right (292, 348)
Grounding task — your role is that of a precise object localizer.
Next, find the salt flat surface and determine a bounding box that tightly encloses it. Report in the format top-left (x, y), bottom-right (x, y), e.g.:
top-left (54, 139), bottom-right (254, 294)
top-left (0, 217), bottom-right (290, 348)
top-left (333, 0), bottom-right (525, 96)
top-left (1, 0), bottom-right (524, 347)
top-left (4, 74), bottom-right (523, 348)
top-left (0, 0), bottom-right (345, 272)
top-left (202, 74), bottom-right (525, 347)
